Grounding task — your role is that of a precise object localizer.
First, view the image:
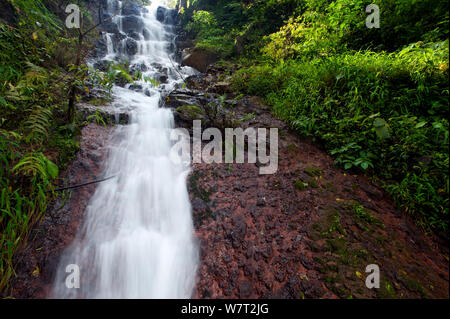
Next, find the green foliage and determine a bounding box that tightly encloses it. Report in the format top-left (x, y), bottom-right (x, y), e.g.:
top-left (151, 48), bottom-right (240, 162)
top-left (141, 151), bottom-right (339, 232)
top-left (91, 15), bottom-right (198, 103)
top-left (107, 62), bottom-right (134, 84)
top-left (262, 0), bottom-right (449, 61)
top-left (0, 0), bottom-right (101, 294)
top-left (86, 110), bottom-right (107, 127)
top-left (10, 0), bottom-right (62, 32)
top-left (184, 9), bottom-right (234, 57)
top-left (232, 42), bottom-right (449, 233)
top-left (0, 134), bottom-right (60, 292)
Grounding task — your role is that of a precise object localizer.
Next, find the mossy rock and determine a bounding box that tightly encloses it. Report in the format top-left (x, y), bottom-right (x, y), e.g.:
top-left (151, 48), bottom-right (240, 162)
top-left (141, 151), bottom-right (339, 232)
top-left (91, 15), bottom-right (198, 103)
top-left (294, 179), bottom-right (308, 191)
top-left (304, 166), bottom-right (323, 177)
top-left (309, 178), bottom-right (319, 188)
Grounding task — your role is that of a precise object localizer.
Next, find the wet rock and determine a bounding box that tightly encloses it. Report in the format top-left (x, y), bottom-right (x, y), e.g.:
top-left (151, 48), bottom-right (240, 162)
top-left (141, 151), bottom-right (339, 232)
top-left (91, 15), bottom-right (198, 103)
top-left (186, 74), bottom-right (207, 90)
top-left (87, 150), bottom-right (102, 163)
top-left (94, 38), bottom-right (108, 58)
top-left (128, 84), bottom-right (143, 92)
top-left (238, 280), bottom-right (253, 298)
top-left (156, 6), bottom-right (177, 24)
top-left (130, 62), bottom-right (148, 74)
top-left (101, 0), bottom-right (120, 12)
top-left (207, 81), bottom-right (232, 95)
top-left (182, 48), bottom-right (218, 73)
top-left (155, 73), bottom-right (168, 83)
top-left (122, 15), bottom-right (144, 35)
top-left (144, 88), bottom-right (156, 97)
top-left (156, 6), bottom-right (166, 22)
top-left (166, 89), bottom-right (210, 107)
top-left (122, 1), bottom-right (141, 16)
top-left (128, 31), bottom-right (141, 40)
top-left (94, 59), bottom-right (110, 72)
top-left (151, 63), bottom-right (169, 75)
top-left (299, 279), bottom-right (325, 298)
top-left (41, 251), bottom-right (61, 282)
top-left (112, 32), bottom-right (127, 47)
top-left (191, 197), bottom-right (208, 212)
top-left (100, 21), bottom-right (119, 34)
top-left (78, 103), bottom-right (129, 124)
top-left (142, 28), bottom-right (151, 40)
top-left (125, 38), bottom-right (138, 56)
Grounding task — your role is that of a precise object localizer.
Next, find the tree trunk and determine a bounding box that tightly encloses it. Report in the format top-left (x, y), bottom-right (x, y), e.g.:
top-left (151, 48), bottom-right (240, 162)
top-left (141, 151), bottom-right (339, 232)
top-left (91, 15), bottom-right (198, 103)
top-left (67, 33), bottom-right (83, 122)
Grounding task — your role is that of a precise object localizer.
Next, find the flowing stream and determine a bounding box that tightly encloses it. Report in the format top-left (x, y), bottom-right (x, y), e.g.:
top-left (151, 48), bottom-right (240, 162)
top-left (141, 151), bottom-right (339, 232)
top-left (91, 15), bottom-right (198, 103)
top-left (52, 0), bottom-right (198, 298)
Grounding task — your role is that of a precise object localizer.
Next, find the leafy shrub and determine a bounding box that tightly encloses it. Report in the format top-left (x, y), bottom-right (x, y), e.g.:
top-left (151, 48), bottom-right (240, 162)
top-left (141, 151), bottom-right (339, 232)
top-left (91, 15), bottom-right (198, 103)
top-left (232, 42), bottom-right (449, 233)
top-left (262, 0), bottom-right (449, 61)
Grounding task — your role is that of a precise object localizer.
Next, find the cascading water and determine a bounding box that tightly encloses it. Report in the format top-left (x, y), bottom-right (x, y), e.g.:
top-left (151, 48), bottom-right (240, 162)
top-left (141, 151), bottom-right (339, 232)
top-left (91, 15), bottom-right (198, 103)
top-left (52, 0), bottom-right (198, 298)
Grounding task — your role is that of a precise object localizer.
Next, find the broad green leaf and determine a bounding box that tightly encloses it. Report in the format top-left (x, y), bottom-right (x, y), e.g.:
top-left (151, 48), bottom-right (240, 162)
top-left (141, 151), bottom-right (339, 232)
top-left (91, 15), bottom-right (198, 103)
top-left (373, 118), bottom-right (390, 140)
top-left (415, 121), bottom-right (427, 128)
top-left (45, 158), bottom-right (59, 179)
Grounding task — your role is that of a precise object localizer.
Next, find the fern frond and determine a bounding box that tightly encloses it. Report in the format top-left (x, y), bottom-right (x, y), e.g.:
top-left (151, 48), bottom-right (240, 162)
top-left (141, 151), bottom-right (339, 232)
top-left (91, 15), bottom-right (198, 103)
top-left (24, 105), bottom-right (53, 142)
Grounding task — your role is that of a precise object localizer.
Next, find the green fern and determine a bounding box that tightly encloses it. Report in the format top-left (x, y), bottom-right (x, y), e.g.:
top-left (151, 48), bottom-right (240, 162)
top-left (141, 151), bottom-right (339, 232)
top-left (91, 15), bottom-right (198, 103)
top-left (12, 152), bottom-right (58, 182)
top-left (24, 105), bottom-right (53, 142)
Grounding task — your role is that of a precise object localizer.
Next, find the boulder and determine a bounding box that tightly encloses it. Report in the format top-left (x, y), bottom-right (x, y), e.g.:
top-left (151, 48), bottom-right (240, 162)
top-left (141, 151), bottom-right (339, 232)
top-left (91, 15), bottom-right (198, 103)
top-left (165, 88), bottom-right (213, 109)
top-left (142, 28), bottom-right (151, 40)
top-left (111, 32), bottom-right (126, 49)
top-left (101, 0), bottom-right (120, 13)
top-left (185, 74), bottom-right (208, 91)
top-left (155, 73), bottom-right (168, 83)
top-left (93, 60), bottom-right (110, 72)
top-left (122, 1), bottom-right (141, 16)
top-left (164, 88), bottom-right (235, 129)
top-left (125, 38), bottom-right (138, 56)
top-left (100, 21), bottom-right (120, 34)
top-left (156, 6), bottom-right (177, 24)
top-left (78, 103), bottom-right (129, 125)
top-left (121, 15), bottom-right (144, 35)
top-left (156, 6), bottom-right (166, 22)
top-left (130, 63), bottom-right (148, 74)
top-left (128, 84), bottom-right (143, 92)
top-left (151, 63), bottom-right (169, 75)
top-left (128, 31), bottom-right (141, 40)
top-left (182, 48), bottom-right (218, 73)
top-left (94, 38), bottom-right (108, 58)
top-left (207, 81), bottom-right (232, 94)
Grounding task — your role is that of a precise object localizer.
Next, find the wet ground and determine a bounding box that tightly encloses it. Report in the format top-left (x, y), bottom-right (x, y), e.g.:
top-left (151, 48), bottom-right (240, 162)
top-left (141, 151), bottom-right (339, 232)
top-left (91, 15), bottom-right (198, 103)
top-left (189, 96), bottom-right (449, 298)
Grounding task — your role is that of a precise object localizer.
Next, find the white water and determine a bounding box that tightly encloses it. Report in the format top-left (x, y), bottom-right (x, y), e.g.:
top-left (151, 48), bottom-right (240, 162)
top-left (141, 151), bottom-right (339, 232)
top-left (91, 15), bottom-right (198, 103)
top-left (52, 1), bottom-right (198, 298)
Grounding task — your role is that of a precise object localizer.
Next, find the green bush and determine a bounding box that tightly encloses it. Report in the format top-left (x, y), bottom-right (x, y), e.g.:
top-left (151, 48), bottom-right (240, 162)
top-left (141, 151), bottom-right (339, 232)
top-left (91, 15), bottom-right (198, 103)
top-left (232, 42), bottom-right (449, 233)
top-left (262, 0), bottom-right (449, 61)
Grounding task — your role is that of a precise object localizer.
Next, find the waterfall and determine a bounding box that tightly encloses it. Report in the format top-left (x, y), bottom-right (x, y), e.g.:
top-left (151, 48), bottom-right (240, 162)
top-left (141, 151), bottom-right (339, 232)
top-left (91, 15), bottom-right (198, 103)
top-left (52, 0), bottom-right (198, 299)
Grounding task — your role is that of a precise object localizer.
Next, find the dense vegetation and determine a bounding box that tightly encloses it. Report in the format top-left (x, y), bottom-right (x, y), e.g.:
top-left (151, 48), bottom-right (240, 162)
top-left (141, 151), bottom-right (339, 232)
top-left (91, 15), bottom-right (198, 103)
top-left (0, 0), bottom-right (120, 293)
top-left (0, 0), bottom-right (448, 297)
top-left (180, 0), bottom-right (449, 233)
